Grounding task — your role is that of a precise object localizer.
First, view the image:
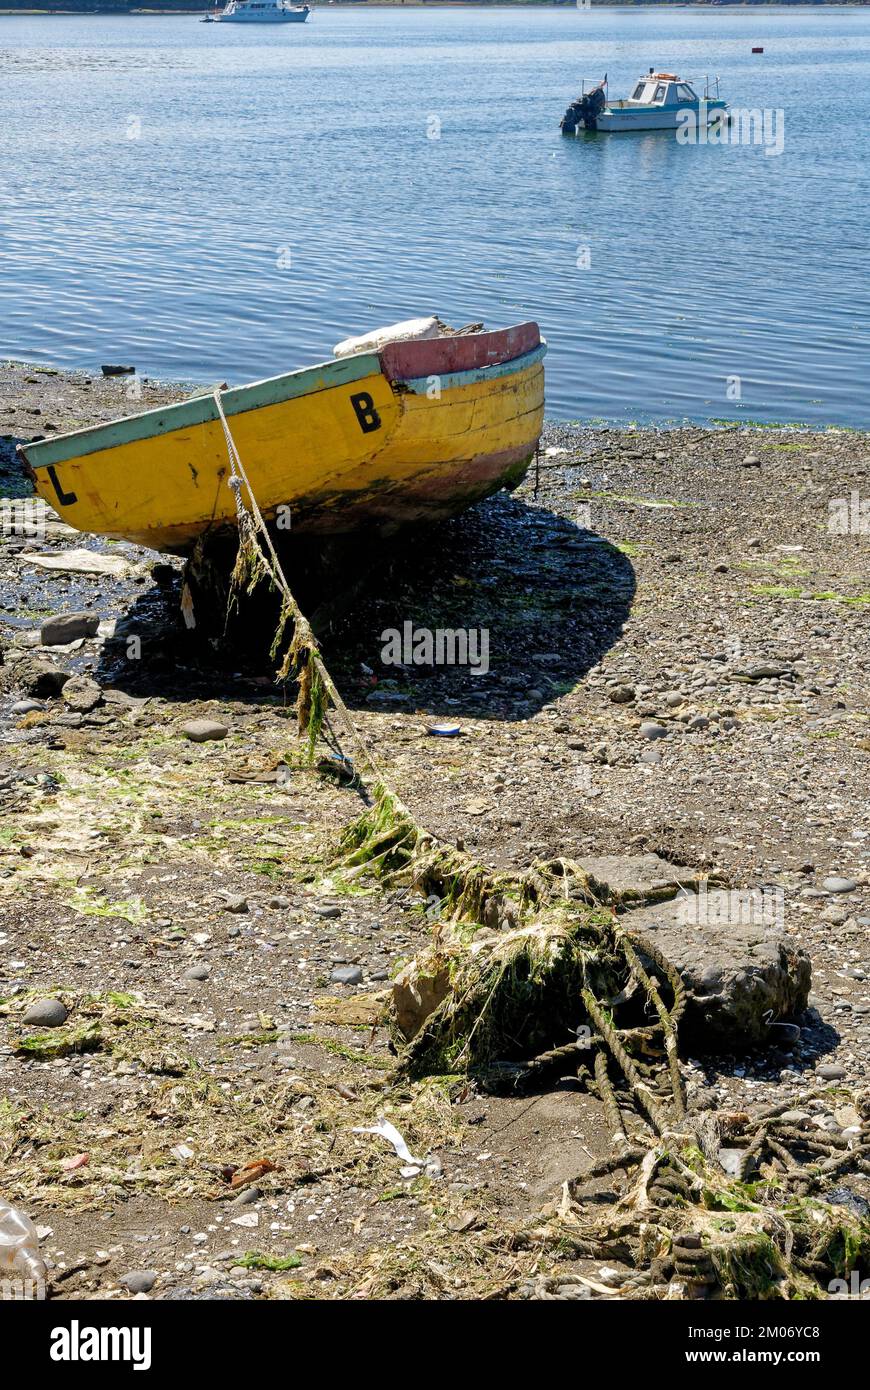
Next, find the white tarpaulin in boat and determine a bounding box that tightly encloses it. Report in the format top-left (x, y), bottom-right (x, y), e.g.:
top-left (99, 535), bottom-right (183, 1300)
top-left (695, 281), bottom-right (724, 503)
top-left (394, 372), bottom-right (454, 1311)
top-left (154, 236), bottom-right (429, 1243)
top-left (333, 317), bottom-right (446, 359)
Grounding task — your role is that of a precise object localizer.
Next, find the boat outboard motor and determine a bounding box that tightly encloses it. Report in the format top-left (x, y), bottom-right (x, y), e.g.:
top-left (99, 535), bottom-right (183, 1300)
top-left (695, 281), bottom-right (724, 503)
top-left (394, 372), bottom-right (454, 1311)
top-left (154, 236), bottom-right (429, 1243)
top-left (560, 80), bottom-right (607, 134)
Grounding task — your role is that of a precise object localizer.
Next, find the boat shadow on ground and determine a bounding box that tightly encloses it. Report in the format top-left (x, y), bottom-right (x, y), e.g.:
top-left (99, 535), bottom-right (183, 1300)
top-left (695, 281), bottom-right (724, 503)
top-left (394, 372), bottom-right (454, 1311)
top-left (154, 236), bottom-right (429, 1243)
top-left (96, 491), bottom-right (636, 723)
top-left (320, 492), bottom-right (636, 724)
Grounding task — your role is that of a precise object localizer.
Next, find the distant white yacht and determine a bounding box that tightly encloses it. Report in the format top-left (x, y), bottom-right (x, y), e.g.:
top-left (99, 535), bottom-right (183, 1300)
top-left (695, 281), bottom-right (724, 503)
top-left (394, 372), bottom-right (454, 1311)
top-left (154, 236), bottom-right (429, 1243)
top-left (204, 1), bottom-right (310, 22)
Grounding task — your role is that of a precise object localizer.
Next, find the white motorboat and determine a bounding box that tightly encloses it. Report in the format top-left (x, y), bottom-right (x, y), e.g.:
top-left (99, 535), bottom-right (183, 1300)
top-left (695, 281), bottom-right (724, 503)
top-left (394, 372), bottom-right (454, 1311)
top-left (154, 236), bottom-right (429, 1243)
top-left (561, 72), bottom-right (728, 134)
top-left (207, 1), bottom-right (310, 23)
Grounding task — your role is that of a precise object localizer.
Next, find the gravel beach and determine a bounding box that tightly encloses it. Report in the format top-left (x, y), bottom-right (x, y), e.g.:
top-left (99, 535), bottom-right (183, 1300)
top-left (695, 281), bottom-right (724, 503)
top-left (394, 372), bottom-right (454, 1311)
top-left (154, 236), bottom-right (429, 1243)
top-left (1, 360), bottom-right (868, 1299)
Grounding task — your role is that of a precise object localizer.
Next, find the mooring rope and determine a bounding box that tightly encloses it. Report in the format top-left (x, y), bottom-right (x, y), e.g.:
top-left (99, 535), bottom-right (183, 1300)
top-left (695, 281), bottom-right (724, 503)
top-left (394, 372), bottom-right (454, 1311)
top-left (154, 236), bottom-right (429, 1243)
top-left (212, 388), bottom-right (383, 782)
top-left (210, 390), bottom-right (686, 1131)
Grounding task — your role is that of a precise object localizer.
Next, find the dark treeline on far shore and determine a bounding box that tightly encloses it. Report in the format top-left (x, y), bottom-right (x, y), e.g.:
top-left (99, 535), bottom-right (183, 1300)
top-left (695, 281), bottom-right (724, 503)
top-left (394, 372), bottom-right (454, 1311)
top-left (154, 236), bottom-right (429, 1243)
top-left (1, 0), bottom-right (867, 14)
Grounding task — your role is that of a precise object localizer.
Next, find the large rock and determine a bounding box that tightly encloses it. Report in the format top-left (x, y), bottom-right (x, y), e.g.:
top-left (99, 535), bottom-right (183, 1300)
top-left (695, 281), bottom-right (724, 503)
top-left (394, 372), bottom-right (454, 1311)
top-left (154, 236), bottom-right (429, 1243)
top-left (40, 613), bottom-right (100, 646)
top-left (627, 890), bottom-right (811, 1050)
top-left (61, 675), bottom-right (103, 712)
top-left (578, 853), bottom-right (713, 906)
top-left (16, 658), bottom-right (70, 699)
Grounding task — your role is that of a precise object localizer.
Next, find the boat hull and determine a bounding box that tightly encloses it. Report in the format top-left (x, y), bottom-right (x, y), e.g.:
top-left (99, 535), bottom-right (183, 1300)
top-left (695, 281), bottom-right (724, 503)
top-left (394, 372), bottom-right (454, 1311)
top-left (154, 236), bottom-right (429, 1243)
top-left (20, 326), bottom-right (546, 553)
top-left (215, 6), bottom-right (309, 20)
top-left (595, 100), bottom-right (728, 133)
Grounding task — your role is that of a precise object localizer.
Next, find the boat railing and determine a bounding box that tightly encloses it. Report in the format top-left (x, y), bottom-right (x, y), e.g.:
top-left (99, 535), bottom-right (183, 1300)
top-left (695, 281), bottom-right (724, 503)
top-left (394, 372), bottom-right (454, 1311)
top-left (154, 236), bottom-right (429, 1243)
top-left (697, 75), bottom-right (722, 101)
top-left (577, 76), bottom-right (608, 98)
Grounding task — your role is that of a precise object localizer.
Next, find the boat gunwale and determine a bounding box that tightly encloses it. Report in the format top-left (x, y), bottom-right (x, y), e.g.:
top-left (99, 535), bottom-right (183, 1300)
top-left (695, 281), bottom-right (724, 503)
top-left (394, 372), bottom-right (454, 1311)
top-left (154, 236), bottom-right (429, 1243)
top-left (398, 343), bottom-right (546, 395)
top-left (18, 351), bottom-right (383, 472)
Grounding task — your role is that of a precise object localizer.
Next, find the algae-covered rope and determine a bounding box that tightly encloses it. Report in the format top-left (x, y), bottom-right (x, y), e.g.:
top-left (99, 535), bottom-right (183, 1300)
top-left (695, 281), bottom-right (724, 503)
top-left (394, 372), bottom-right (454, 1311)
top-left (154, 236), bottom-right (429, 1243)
top-left (581, 986), bottom-right (671, 1137)
top-left (617, 929), bottom-right (686, 1120)
top-left (212, 389), bottom-right (384, 780)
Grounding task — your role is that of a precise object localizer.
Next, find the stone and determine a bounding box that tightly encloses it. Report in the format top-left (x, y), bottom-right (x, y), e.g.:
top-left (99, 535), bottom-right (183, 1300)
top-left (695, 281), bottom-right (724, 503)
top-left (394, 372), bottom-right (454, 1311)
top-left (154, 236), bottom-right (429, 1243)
top-left (22, 998), bottom-right (68, 1028)
top-left (639, 721), bottom-right (667, 740)
top-left (688, 715), bottom-right (709, 731)
top-left (821, 907), bottom-right (849, 925)
top-left (11, 699), bottom-right (44, 716)
top-left (744, 664), bottom-right (792, 680)
top-left (230, 1185), bottom-right (261, 1207)
top-left (61, 675), bottom-right (103, 712)
top-left (393, 958), bottom-right (452, 1039)
top-left (20, 660), bottom-right (70, 698)
top-left (640, 748), bottom-right (661, 765)
top-left (40, 612), bottom-right (100, 646)
top-left (609, 684), bottom-right (635, 704)
top-left (822, 876), bottom-right (857, 894)
top-left (627, 895), bottom-right (811, 1050)
top-left (220, 895), bottom-right (248, 914)
top-left (315, 906), bottom-right (341, 919)
top-left (816, 1063), bottom-right (847, 1081)
top-left (741, 454), bottom-right (761, 468)
top-left (119, 1270), bottom-right (158, 1294)
top-left (184, 965), bottom-right (210, 982)
top-left (576, 853), bottom-right (705, 905)
top-left (181, 719), bottom-right (229, 742)
top-left (330, 964), bottom-right (363, 986)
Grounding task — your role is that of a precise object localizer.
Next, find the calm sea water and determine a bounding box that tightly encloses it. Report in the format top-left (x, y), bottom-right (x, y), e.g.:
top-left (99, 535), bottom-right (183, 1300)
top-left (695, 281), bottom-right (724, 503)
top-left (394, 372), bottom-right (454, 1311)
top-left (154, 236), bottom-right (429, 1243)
top-left (1, 6), bottom-right (868, 425)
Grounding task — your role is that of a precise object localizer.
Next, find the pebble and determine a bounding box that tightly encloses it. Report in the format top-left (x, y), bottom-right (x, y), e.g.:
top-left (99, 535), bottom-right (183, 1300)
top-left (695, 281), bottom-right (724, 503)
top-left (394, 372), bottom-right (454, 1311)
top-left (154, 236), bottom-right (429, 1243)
top-left (609, 684), bottom-right (635, 704)
top-left (688, 715), bottom-right (709, 731)
top-left (230, 1185), bottom-right (261, 1207)
top-left (220, 896), bottom-right (248, 914)
top-left (821, 907), bottom-right (849, 925)
top-left (181, 719), bottom-right (229, 742)
top-left (822, 876), bottom-right (857, 894)
top-left (639, 721), bottom-right (667, 740)
top-left (119, 1270), bottom-right (158, 1294)
top-left (640, 748), bottom-right (662, 765)
top-left (315, 906), bottom-right (342, 920)
top-left (331, 964), bottom-right (363, 986)
top-left (22, 998), bottom-right (68, 1027)
top-left (184, 965), bottom-right (210, 982)
top-left (816, 1063), bottom-right (847, 1080)
top-left (11, 699), bottom-right (43, 716)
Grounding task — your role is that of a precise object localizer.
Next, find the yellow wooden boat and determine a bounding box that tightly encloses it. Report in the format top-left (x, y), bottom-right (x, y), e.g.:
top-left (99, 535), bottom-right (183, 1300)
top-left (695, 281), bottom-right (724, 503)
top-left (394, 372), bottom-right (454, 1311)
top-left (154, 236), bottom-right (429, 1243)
top-left (19, 323), bottom-right (546, 554)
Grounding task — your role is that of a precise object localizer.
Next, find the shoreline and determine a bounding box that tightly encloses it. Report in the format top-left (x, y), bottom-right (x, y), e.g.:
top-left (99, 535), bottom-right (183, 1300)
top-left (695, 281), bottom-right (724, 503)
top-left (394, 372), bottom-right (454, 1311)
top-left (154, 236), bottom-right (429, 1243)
top-left (1, 357), bottom-right (859, 447)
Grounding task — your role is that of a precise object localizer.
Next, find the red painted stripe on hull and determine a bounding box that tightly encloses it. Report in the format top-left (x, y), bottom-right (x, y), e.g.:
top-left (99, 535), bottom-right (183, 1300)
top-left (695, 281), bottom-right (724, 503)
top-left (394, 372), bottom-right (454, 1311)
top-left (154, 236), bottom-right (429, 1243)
top-left (379, 323), bottom-right (541, 382)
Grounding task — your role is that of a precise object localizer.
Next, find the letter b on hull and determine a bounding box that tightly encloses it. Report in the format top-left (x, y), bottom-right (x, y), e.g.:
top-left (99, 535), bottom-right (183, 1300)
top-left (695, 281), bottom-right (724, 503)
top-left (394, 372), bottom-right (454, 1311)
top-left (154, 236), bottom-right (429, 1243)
top-left (350, 392), bottom-right (382, 434)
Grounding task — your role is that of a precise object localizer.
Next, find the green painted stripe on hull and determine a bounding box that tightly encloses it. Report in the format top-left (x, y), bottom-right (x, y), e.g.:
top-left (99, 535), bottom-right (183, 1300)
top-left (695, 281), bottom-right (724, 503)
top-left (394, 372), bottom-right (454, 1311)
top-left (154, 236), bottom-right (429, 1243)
top-left (21, 352), bottom-right (382, 471)
top-left (398, 344), bottom-right (547, 395)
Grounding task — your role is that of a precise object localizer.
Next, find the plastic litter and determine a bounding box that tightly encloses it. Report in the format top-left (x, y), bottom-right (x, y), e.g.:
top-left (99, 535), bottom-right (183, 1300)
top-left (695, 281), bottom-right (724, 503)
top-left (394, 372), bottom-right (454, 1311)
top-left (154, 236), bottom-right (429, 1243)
top-left (352, 1118), bottom-right (441, 1179)
top-left (0, 1197), bottom-right (47, 1298)
top-left (427, 723), bottom-right (462, 738)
